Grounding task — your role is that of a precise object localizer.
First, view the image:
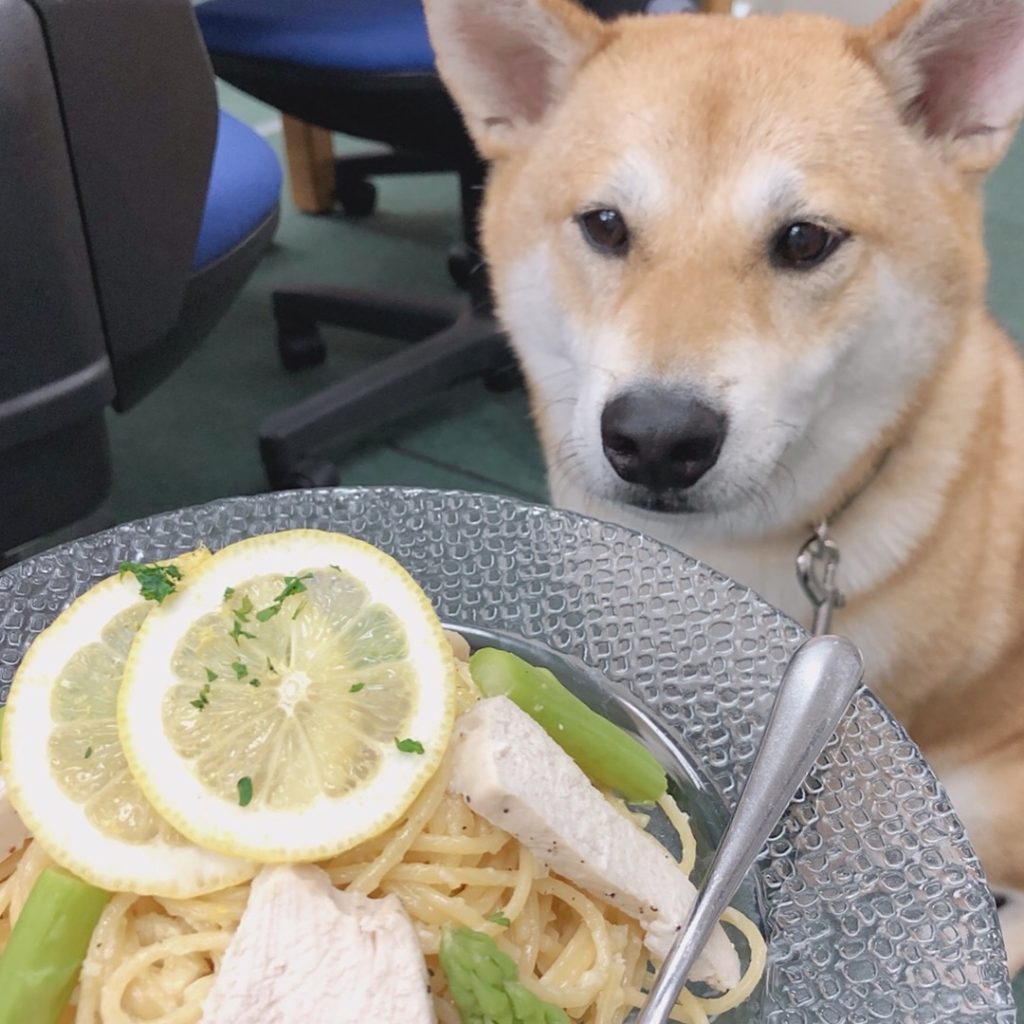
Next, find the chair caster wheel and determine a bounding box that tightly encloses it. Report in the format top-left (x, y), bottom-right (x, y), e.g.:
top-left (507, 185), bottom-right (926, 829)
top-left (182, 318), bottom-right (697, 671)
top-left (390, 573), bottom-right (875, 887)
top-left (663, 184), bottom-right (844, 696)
top-left (483, 363), bottom-right (523, 393)
top-left (277, 325), bottom-right (327, 373)
top-left (447, 245), bottom-right (476, 290)
top-left (268, 458), bottom-right (341, 491)
top-left (337, 178), bottom-right (377, 217)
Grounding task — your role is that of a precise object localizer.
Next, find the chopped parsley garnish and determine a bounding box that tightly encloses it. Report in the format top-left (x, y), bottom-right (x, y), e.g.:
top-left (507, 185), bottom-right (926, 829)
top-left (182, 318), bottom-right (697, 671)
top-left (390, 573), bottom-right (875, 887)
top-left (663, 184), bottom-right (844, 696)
top-left (84, 746), bottom-right (93, 760)
top-left (291, 600), bottom-right (307, 621)
top-left (486, 911), bottom-right (510, 927)
top-left (266, 657), bottom-right (275, 672)
top-left (330, 564), bottom-right (342, 572)
top-left (118, 561), bottom-right (182, 604)
top-left (395, 737), bottom-right (425, 755)
top-left (349, 683), bottom-right (365, 694)
top-left (257, 573), bottom-right (314, 623)
top-left (230, 621), bottom-right (255, 643)
top-left (248, 678), bottom-right (262, 688)
top-left (205, 668), bottom-right (218, 683)
top-left (190, 682), bottom-right (213, 711)
top-left (278, 573), bottom-right (313, 601)
top-left (223, 587), bottom-right (235, 600)
top-left (231, 661), bottom-right (248, 679)
top-left (237, 776), bottom-right (253, 807)
top-left (233, 596), bottom-right (254, 623)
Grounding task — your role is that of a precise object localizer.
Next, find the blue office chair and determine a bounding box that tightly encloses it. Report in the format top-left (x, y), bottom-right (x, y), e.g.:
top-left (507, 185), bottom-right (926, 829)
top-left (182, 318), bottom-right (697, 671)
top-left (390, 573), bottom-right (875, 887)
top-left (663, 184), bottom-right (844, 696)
top-left (197, 0), bottom-right (473, 219)
top-left (194, 0), bottom-right (538, 489)
top-left (0, 0), bottom-right (281, 561)
top-left (194, 0), bottom-right (688, 490)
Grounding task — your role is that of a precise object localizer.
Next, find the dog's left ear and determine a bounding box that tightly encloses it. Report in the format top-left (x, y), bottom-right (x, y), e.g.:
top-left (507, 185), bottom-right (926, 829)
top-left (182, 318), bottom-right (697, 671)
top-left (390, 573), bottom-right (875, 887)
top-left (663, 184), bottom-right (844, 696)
top-left (866, 0), bottom-right (1024, 175)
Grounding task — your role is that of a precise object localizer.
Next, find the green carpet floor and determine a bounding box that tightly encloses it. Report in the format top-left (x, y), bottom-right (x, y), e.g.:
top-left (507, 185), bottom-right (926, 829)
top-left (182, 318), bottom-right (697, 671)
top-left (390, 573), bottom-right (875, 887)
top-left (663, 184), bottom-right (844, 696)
top-left (106, 84), bottom-right (1024, 1012)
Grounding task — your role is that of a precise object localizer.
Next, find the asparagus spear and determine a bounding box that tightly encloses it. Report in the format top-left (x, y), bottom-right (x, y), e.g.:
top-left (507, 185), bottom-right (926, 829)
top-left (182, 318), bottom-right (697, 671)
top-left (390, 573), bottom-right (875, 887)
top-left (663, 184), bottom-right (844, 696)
top-left (440, 926), bottom-right (568, 1024)
top-left (469, 648), bottom-right (667, 804)
top-left (0, 868), bottom-right (110, 1024)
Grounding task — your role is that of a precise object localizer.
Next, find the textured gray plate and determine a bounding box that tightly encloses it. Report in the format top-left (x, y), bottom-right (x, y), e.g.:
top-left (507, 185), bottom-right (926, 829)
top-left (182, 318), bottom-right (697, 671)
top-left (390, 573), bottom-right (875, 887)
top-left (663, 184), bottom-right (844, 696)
top-left (0, 488), bottom-right (1014, 1022)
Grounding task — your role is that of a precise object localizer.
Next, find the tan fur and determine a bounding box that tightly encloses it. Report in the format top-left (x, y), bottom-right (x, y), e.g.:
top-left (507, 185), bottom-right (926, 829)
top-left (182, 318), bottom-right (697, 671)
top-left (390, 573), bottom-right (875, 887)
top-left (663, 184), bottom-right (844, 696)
top-left (425, 0), bottom-right (1024, 972)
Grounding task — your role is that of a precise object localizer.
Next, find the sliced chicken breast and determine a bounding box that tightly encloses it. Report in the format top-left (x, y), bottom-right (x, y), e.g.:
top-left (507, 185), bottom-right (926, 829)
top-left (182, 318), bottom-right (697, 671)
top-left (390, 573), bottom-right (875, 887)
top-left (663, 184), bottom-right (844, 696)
top-left (448, 696), bottom-right (741, 992)
top-left (0, 769), bottom-right (30, 860)
top-left (201, 864), bottom-right (435, 1024)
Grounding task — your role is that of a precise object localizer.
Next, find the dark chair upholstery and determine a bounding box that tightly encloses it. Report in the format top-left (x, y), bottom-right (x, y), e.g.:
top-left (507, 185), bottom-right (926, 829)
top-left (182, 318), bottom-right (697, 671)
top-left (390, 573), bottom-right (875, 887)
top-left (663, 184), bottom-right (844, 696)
top-left (0, 0), bottom-right (281, 562)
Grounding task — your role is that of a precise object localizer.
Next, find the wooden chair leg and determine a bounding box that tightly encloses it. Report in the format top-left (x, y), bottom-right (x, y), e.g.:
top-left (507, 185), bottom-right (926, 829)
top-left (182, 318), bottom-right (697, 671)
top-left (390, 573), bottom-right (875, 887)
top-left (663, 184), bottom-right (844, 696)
top-left (702, 0), bottom-right (733, 11)
top-left (282, 115), bottom-right (336, 214)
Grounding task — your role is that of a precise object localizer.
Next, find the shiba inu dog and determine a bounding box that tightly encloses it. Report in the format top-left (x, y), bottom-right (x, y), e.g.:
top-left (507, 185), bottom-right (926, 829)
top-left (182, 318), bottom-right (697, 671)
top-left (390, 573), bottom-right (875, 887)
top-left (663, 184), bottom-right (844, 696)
top-left (423, 0), bottom-right (1024, 971)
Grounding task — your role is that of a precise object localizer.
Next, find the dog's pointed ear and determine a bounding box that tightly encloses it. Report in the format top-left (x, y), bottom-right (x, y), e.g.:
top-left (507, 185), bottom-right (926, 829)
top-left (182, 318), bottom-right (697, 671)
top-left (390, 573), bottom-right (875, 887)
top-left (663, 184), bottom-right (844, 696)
top-left (423, 0), bottom-right (607, 160)
top-left (865, 0), bottom-right (1024, 175)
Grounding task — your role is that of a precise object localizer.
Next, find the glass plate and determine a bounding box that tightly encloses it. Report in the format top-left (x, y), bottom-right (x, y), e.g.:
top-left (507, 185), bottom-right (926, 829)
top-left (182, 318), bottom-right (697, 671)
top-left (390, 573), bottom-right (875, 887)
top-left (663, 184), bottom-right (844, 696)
top-left (0, 488), bottom-right (1014, 1022)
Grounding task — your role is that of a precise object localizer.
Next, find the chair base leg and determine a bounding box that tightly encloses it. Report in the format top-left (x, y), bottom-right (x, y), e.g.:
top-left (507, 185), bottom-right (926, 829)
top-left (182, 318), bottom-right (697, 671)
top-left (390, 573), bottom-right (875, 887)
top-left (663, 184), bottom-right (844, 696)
top-left (263, 152), bottom-right (508, 490)
top-left (272, 285), bottom-right (471, 377)
top-left (260, 291), bottom-right (512, 490)
top-left (281, 116), bottom-right (335, 215)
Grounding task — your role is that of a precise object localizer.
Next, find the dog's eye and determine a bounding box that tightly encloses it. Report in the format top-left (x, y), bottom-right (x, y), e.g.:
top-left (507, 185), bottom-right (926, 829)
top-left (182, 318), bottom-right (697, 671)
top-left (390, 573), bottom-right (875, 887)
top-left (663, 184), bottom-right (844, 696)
top-left (772, 222), bottom-right (845, 269)
top-left (578, 208), bottom-right (630, 256)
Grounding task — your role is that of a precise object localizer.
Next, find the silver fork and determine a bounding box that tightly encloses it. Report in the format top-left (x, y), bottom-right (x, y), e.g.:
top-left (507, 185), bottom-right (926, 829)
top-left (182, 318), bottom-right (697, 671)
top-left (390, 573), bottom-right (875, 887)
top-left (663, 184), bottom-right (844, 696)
top-left (636, 634), bottom-right (864, 1024)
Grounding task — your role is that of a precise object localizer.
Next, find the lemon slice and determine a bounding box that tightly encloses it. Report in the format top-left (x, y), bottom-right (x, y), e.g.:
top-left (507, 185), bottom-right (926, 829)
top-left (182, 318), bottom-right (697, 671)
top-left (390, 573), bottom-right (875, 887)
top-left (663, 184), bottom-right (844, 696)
top-left (118, 530), bottom-right (457, 863)
top-left (1, 553), bottom-right (255, 896)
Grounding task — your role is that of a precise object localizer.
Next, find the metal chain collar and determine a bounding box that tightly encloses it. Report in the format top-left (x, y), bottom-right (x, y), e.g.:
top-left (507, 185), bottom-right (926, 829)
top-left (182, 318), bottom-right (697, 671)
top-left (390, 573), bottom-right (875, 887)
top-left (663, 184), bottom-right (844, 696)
top-left (794, 449), bottom-right (895, 636)
top-left (796, 521), bottom-right (845, 636)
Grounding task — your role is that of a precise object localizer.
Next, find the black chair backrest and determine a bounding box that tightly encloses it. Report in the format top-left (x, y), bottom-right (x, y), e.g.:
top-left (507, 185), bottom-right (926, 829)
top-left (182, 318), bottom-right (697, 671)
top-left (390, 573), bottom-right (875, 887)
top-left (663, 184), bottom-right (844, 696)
top-left (19, 0), bottom-right (220, 409)
top-left (0, 0), bottom-right (217, 554)
top-left (1, 0), bottom-right (110, 447)
top-left (584, 0), bottom-right (650, 15)
top-left (583, 0), bottom-right (699, 17)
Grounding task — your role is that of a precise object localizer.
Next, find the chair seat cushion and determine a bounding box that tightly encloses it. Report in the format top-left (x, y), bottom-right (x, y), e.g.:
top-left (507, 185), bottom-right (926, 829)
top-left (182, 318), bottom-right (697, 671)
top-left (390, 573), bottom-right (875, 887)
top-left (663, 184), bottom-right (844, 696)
top-left (194, 111), bottom-right (281, 269)
top-left (195, 0), bottom-right (435, 74)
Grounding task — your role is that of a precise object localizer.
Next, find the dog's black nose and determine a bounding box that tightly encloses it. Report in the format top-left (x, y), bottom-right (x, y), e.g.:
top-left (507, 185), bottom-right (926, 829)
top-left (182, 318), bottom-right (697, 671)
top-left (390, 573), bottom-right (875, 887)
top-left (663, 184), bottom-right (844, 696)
top-left (601, 391), bottom-right (726, 492)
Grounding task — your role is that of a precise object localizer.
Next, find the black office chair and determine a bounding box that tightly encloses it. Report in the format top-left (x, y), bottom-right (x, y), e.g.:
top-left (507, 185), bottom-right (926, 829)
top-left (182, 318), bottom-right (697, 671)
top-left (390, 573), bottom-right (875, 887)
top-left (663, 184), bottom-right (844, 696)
top-left (195, 0), bottom-right (701, 489)
top-left (1, 0), bottom-right (281, 563)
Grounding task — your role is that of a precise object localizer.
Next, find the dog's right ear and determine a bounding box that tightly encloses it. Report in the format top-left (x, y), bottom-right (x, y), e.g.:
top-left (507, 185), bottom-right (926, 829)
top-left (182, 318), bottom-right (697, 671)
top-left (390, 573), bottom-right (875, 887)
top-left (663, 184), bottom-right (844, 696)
top-left (423, 0), bottom-right (607, 160)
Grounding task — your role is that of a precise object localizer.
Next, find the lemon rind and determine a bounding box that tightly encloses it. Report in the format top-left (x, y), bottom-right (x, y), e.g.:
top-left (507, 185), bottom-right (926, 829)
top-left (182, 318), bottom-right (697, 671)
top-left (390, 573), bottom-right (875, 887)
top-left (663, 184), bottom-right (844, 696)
top-left (2, 559), bottom-right (255, 897)
top-left (118, 530), bottom-right (458, 863)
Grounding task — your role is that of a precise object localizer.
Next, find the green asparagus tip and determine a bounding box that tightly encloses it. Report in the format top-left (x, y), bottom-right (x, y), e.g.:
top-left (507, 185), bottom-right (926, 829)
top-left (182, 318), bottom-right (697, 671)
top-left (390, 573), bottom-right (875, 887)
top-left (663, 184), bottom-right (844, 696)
top-left (440, 926), bottom-right (569, 1024)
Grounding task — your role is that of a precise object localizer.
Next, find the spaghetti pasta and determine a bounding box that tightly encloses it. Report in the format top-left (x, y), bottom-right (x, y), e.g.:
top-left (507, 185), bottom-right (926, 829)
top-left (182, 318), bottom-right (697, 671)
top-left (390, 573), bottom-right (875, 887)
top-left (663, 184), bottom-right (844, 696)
top-left (0, 753), bottom-right (765, 1024)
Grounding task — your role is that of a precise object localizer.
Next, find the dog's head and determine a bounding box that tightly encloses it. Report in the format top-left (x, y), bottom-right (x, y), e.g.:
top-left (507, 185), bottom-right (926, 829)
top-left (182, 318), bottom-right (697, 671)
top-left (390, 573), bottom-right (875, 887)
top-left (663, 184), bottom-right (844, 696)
top-left (425, 0), bottom-right (1024, 536)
